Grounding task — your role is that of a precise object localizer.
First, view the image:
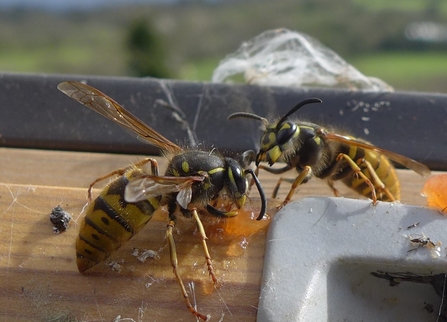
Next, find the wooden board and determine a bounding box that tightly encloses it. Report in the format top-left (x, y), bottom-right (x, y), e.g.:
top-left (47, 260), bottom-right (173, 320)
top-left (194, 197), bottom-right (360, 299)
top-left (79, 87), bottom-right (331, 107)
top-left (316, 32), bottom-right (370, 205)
top-left (0, 147), bottom-right (436, 321)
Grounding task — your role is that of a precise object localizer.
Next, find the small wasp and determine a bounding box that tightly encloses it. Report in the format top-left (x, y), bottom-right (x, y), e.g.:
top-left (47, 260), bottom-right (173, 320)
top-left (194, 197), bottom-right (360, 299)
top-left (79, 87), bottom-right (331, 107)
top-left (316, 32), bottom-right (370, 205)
top-left (58, 81), bottom-right (266, 321)
top-left (229, 98), bottom-right (430, 209)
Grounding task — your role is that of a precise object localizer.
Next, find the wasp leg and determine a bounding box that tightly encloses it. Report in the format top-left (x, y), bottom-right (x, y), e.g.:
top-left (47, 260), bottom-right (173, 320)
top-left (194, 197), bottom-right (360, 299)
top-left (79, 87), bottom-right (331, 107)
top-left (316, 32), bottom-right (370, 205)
top-left (253, 164), bottom-right (293, 196)
top-left (258, 163), bottom-right (294, 175)
top-left (356, 158), bottom-right (395, 202)
top-left (277, 165), bottom-right (313, 209)
top-left (166, 219), bottom-right (209, 321)
top-left (87, 158), bottom-right (159, 200)
top-left (336, 154), bottom-right (378, 204)
top-left (191, 208), bottom-right (218, 285)
top-left (271, 177), bottom-right (295, 199)
top-left (327, 180), bottom-right (341, 197)
top-left (259, 163), bottom-right (296, 203)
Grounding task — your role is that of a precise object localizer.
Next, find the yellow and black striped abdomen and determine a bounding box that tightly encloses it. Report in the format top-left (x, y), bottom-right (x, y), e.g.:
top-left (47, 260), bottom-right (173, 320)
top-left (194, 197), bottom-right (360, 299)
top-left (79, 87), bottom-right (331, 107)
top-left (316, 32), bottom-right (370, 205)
top-left (76, 170), bottom-right (161, 273)
top-left (341, 145), bottom-right (400, 201)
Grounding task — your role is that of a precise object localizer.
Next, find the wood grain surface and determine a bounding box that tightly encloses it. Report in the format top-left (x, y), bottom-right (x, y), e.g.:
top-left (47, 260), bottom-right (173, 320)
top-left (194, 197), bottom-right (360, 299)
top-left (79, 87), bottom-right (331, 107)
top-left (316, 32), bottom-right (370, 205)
top-left (0, 147), bottom-right (436, 322)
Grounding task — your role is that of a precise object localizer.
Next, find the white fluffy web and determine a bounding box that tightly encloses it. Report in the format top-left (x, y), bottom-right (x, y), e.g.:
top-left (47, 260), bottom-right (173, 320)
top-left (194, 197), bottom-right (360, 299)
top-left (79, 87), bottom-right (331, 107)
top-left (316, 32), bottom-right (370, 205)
top-left (212, 28), bottom-right (393, 92)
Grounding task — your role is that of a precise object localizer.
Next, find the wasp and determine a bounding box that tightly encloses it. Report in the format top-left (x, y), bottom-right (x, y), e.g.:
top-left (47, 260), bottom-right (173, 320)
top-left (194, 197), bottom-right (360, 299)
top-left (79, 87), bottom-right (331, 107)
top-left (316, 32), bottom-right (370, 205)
top-left (57, 81), bottom-right (266, 321)
top-left (229, 98), bottom-right (430, 209)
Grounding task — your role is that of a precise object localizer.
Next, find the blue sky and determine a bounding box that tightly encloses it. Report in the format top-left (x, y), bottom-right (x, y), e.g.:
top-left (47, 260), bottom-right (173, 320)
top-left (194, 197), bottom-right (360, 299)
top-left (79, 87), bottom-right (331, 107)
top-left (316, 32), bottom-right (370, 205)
top-left (0, 0), bottom-right (173, 11)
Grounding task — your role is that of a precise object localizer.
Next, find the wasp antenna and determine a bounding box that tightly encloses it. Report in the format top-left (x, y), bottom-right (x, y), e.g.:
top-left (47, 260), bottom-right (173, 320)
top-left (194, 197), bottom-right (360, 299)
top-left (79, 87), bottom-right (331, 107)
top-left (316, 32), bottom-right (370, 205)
top-left (245, 169), bottom-right (267, 221)
top-left (228, 112), bottom-right (269, 126)
top-left (277, 98), bottom-right (322, 127)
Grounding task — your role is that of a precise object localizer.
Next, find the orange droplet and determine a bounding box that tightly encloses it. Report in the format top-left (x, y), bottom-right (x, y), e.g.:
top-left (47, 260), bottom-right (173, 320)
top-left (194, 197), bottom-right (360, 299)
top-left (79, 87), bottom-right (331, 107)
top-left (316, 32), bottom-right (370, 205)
top-left (421, 174), bottom-right (447, 214)
top-left (207, 200), bottom-right (271, 238)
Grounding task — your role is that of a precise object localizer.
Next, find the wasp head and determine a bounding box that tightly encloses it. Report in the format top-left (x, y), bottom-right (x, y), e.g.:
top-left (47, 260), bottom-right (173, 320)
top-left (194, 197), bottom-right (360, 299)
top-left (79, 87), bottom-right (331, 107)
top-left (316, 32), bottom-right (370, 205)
top-left (257, 120), bottom-right (299, 166)
top-left (221, 152), bottom-right (266, 220)
top-left (228, 98), bottom-right (322, 167)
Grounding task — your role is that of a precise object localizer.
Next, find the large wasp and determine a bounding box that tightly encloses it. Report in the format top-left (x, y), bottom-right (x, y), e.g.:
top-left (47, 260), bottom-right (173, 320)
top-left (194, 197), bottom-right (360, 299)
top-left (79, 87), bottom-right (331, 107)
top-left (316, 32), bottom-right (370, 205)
top-left (229, 98), bottom-right (430, 210)
top-left (57, 81), bottom-right (266, 321)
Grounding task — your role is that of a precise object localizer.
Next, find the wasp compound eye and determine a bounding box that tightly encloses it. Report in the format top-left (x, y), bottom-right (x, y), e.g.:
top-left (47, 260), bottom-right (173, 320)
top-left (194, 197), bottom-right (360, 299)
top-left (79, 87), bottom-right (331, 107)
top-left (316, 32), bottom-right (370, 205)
top-left (277, 121), bottom-right (297, 146)
top-left (226, 158), bottom-right (248, 195)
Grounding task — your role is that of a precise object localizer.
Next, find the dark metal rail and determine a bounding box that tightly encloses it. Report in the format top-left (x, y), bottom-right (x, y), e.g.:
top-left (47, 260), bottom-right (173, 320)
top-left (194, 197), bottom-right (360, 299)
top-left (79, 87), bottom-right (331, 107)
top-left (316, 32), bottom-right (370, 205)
top-left (1, 72), bottom-right (446, 170)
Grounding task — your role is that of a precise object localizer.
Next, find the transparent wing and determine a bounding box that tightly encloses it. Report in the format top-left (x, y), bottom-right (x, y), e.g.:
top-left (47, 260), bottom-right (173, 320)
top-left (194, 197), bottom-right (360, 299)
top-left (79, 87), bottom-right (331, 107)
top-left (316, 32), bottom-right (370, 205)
top-left (58, 81), bottom-right (183, 154)
top-left (176, 188), bottom-right (193, 210)
top-left (124, 175), bottom-right (205, 205)
top-left (325, 132), bottom-right (431, 176)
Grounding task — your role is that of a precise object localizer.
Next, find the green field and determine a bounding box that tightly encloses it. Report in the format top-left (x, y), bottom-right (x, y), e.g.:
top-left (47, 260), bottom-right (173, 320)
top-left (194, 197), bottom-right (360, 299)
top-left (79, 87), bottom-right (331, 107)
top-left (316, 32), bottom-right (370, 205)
top-left (1, 1), bottom-right (447, 93)
top-left (1, 47), bottom-right (445, 93)
top-left (352, 0), bottom-right (447, 14)
top-left (351, 52), bottom-right (447, 93)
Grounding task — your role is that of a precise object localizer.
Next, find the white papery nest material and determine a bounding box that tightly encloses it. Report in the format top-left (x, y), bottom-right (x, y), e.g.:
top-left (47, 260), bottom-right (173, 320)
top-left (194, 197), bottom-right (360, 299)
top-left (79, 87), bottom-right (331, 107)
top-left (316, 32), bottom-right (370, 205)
top-left (212, 28), bottom-right (393, 92)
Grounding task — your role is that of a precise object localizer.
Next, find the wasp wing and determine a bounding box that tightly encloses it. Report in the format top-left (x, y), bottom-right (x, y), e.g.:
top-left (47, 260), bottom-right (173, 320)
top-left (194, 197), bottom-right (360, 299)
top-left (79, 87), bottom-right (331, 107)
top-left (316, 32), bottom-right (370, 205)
top-left (57, 81), bottom-right (183, 154)
top-left (324, 132), bottom-right (431, 176)
top-left (176, 188), bottom-right (194, 210)
top-left (125, 175), bottom-right (205, 209)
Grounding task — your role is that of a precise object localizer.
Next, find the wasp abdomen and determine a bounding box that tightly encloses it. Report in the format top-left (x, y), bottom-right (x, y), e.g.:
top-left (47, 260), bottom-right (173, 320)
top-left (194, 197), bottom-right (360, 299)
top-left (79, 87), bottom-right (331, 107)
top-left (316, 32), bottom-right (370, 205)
top-left (76, 171), bottom-right (160, 273)
top-left (340, 145), bottom-right (400, 201)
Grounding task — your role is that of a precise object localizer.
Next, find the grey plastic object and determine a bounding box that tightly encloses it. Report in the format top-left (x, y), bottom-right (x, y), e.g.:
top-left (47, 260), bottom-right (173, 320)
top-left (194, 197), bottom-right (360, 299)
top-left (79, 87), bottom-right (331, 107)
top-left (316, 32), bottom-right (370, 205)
top-left (258, 197), bottom-right (447, 322)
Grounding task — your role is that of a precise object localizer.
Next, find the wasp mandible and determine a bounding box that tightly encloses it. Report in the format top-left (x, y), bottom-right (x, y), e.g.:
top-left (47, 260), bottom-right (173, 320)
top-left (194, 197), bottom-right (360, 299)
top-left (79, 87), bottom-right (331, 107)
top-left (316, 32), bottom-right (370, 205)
top-left (58, 81), bottom-right (266, 321)
top-left (229, 98), bottom-right (430, 208)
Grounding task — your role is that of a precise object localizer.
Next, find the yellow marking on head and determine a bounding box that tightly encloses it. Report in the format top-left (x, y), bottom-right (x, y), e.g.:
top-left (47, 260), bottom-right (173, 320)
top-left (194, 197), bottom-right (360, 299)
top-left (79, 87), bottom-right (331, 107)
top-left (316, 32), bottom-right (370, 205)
top-left (293, 125), bottom-right (300, 138)
top-left (228, 167), bottom-right (235, 184)
top-left (261, 132), bottom-right (277, 149)
top-left (267, 145), bottom-right (282, 164)
top-left (236, 195), bottom-right (246, 209)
